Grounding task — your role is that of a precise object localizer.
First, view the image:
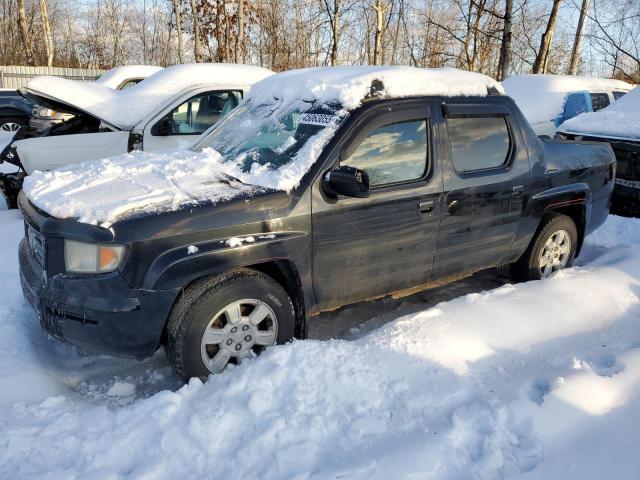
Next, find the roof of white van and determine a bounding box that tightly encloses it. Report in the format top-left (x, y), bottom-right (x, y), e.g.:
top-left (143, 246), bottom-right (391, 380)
top-left (502, 74), bottom-right (634, 126)
top-left (23, 63), bottom-right (274, 130)
top-left (95, 65), bottom-right (163, 89)
top-left (558, 86), bottom-right (640, 141)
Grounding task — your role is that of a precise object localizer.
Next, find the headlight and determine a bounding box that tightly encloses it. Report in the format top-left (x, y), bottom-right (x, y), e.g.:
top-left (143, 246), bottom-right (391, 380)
top-left (64, 240), bottom-right (125, 273)
top-left (38, 108), bottom-right (57, 118)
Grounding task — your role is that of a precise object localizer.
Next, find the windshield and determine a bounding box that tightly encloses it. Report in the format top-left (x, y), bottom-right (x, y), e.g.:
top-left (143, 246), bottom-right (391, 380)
top-left (194, 98), bottom-right (346, 174)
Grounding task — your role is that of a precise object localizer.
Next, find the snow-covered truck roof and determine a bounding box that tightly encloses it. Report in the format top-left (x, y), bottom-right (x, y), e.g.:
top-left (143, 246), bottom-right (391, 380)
top-left (22, 63), bottom-right (275, 130)
top-left (23, 66), bottom-right (505, 226)
top-left (94, 65), bottom-right (163, 89)
top-left (502, 74), bottom-right (634, 126)
top-left (246, 65), bottom-right (504, 108)
top-left (558, 86), bottom-right (640, 141)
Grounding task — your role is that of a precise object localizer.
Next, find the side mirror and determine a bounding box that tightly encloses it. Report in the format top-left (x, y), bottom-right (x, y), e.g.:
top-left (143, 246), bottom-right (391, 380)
top-left (323, 166), bottom-right (370, 198)
top-left (152, 116), bottom-right (172, 136)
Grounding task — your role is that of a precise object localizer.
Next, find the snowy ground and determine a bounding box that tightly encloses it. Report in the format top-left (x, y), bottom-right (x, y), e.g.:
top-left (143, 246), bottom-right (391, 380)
top-left (0, 210), bottom-right (639, 479)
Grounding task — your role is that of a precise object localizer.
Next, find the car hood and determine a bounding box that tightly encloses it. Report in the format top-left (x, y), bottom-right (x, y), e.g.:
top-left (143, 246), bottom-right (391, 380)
top-left (22, 147), bottom-right (266, 227)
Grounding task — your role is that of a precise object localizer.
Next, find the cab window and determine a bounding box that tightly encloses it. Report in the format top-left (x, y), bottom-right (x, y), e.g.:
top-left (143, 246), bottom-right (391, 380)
top-left (447, 116), bottom-right (511, 173)
top-left (590, 93), bottom-right (610, 112)
top-left (613, 91), bottom-right (627, 100)
top-left (154, 91), bottom-right (242, 136)
top-left (342, 119), bottom-right (428, 187)
top-left (563, 93), bottom-right (589, 121)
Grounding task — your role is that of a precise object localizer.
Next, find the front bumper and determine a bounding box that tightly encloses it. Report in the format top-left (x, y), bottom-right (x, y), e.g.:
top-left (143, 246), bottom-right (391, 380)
top-left (19, 239), bottom-right (180, 359)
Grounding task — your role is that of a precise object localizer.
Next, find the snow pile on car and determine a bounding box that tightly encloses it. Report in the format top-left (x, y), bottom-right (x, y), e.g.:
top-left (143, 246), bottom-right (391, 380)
top-left (558, 86), bottom-right (640, 140)
top-left (247, 65), bottom-right (504, 109)
top-left (2, 212), bottom-right (640, 478)
top-left (22, 148), bottom-right (267, 226)
top-left (94, 65), bottom-right (163, 89)
top-left (24, 63), bottom-right (274, 129)
top-left (502, 74), bottom-right (633, 126)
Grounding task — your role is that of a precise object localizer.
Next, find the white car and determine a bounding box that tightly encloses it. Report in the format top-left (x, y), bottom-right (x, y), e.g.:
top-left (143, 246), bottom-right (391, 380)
top-left (0, 63), bottom-right (273, 207)
top-left (503, 74), bottom-right (634, 137)
top-left (29, 65), bottom-right (163, 131)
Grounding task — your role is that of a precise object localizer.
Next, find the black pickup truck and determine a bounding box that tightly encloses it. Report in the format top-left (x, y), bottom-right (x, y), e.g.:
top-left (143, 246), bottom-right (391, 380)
top-left (18, 68), bottom-right (615, 379)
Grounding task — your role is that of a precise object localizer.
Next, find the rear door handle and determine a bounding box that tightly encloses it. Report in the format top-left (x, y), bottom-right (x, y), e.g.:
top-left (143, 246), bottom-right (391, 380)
top-left (512, 185), bottom-right (524, 197)
top-left (419, 200), bottom-right (434, 214)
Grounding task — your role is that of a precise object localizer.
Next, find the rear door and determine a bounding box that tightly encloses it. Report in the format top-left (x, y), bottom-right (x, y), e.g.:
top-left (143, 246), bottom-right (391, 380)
top-left (432, 101), bottom-right (531, 277)
top-left (311, 101), bottom-right (444, 311)
top-left (16, 131), bottom-right (129, 174)
top-left (142, 90), bottom-right (242, 152)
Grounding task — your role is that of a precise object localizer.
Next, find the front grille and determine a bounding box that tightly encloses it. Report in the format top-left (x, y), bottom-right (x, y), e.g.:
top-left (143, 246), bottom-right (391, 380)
top-left (25, 223), bottom-right (45, 267)
top-left (612, 142), bottom-right (640, 181)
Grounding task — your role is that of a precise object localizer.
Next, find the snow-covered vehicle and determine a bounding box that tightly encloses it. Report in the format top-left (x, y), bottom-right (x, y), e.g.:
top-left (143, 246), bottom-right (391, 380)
top-left (29, 65), bottom-right (163, 131)
top-left (0, 63), bottom-right (273, 208)
top-left (18, 66), bottom-right (615, 379)
top-left (503, 74), bottom-right (633, 137)
top-left (557, 86), bottom-right (640, 212)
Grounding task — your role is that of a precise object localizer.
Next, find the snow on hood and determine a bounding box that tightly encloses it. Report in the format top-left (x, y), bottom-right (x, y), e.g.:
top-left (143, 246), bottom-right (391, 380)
top-left (558, 86), bottom-right (640, 140)
top-left (503, 74), bottom-right (633, 126)
top-left (24, 63), bottom-right (274, 129)
top-left (246, 66), bottom-right (504, 110)
top-left (22, 149), bottom-right (263, 227)
top-left (95, 65), bottom-right (163, 89)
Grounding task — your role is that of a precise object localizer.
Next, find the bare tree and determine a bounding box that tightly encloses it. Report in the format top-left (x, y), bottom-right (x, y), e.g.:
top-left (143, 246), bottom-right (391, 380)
top-left (373, 0), bottom-right (384, 65)
top-left (17, 0), bottom-right (35, 65)
top-left (497, 0), bottom-right (513, 80)
top-left (39, 0), bottom-right (54, 66)
top-left (190, 0), bottom-right (203, 62)
top-left (568, 0), bottom-right (590, 74)
top-left (173, 0), bottom-right (185, 63)
top-left (235, 0), bottom-right (245, 63)
top-left (532, 0), bottom-right (562, 73)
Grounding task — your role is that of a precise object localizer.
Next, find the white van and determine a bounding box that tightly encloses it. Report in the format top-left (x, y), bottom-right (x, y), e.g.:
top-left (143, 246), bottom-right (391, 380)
top-left (0, 63), bottom-right (273, 207)
top-left (503, 74), bottom-right (634, 137)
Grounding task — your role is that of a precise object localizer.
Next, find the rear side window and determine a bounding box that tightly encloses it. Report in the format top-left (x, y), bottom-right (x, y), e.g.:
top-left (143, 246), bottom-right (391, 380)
top-left (613, 91), bottom-right (627, 100)
top-left (447, 117), bottom-right (511, 173)
top-left (590, 93), bottom-right (610, 111)
top-left (342, 119), bottom-right (428, 187)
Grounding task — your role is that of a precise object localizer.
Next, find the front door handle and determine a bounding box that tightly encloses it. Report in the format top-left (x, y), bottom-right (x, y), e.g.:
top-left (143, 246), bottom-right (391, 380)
top-left (512, 185), bottom-right (524, 197)
top-left (419, 200), bottom-right (434, 214)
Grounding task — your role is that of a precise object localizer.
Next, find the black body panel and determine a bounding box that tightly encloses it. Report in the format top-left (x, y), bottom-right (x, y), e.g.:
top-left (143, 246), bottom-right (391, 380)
top-left (18, 94), bottom-right (615, 359)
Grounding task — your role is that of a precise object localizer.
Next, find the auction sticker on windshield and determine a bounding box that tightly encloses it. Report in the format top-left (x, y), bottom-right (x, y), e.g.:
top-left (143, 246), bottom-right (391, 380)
top-left (298, 113), bottom-right (339, 127)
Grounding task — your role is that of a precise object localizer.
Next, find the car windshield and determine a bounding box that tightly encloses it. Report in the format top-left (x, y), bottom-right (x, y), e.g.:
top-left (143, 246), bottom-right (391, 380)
top-left (195, 98), bottom-right (346, 172)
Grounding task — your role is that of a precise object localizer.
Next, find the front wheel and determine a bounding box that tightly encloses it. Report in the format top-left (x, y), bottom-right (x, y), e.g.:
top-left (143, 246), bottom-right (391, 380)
top-left (510, 213), bottom-right (578, 282)
top-left (0, 116), bottom-right (27, 132)
top-left (166, 269), bottom-right (296, 379)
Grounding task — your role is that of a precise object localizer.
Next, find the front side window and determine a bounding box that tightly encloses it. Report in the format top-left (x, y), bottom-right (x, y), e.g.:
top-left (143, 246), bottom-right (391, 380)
top-left (590, 93), bottom-right (610, 111)
top-left (447, 116), bottom-right (511, 173)
top-left (161, 91), bottom-right (242, 135)
top-left (342, 120), bottom-right (428, 187)
top-left (563, 93), bottom-right (589, 121)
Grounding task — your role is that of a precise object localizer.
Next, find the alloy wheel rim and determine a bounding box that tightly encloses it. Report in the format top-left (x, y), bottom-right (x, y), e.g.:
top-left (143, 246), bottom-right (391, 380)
top-left (200, 298), bottom-right (278, 374)
top-left (0, 122), bottom-right (21, 132)
top-left (539, 229), bottom-right (571, 278)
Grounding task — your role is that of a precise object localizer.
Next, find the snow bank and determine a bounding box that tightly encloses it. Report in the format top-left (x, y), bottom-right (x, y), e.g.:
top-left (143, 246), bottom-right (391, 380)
top-left (95, 65), bottom-right (163, 89)
top-left (22, 148), bottom-right (262, 226)
top-left (2, 213), bottom-right (640, 478)
top-left (248, 66), bottom-right (504, 109)
top-left (24, 63), bottom-right (274, 129)
top-left (503, 74), bottom-right (633, 126)
top-left (558, 86), bottom-right (640, 140)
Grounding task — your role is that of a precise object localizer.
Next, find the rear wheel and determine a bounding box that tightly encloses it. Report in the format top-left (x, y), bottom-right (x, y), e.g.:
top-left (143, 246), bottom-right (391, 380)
top-left (166, 269), bottom-right (295, 379)
top-left (0, 116), bottom-right (27, 132)
top-left (510, 213), bottom-right (578, 282)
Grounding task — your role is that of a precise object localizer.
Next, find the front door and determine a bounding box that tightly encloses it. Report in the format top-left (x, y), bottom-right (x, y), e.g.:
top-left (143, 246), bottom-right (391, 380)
top-left (433, 102), bottom-right (531, 277)
top-left (311, 101), bottom-right (443, 312)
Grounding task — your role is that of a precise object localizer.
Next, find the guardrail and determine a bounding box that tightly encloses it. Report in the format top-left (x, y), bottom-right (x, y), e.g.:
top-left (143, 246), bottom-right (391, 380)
top-left (0, 66), bottom-right (106, 89)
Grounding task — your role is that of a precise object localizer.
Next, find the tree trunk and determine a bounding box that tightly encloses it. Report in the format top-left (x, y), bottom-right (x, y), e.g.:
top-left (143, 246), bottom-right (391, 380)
top-left (532, 0), bottom-right (562, 74)
top-left (568, 0), bottom-right (590, 74)
top-left (498, 0), bottom-right (512, 80)
top-left (373, 0), bottom-right (384, 65)
top-left (331, 1), bottom-right (340, 66)
top-left (39, 0), bottom-right (54, 67)
top-left (172, 0), bottom-right (184, 63)
top-left (190, 0), bottom-right (203, 62)
top-left (17, 0), bottom-right (34, 66)
top-left (235, 0), bottom-right (244, 63)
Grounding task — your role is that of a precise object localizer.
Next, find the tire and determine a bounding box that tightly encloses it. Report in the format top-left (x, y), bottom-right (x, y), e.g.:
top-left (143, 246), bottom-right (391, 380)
top-left (0, 116), bottom-right (27, 132)
top-left (510, 213), bottom-right (578, 282)
top-left (166, 269), bottom-right (296, 379)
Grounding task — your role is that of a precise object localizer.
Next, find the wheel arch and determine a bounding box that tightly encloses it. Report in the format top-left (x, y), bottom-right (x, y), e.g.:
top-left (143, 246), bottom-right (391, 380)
top-left (543, 200), bottom-right (587, 255)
